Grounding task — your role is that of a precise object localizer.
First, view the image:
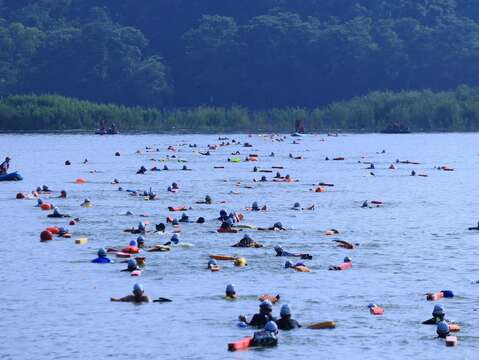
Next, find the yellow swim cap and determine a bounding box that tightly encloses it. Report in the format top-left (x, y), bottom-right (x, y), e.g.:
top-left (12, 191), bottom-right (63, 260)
top-left (234, 258), bottom-right (247, 267)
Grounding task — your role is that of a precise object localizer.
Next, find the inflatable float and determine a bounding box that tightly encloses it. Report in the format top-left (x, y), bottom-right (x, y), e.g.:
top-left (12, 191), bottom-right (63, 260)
top-left (75, 237), bottom-right (88, 245)
top-left (259, 294), bottom-right (280, 304)
top-left (209, 254), bottom-right (237, 261)
top-left (445, 336), bottom-right (458, 347)
top-left (228, 337), bottom-right (253, 351)
top-left (307, 321), bottom-right (336, 329)
top-left (369, 305), bottom-right (384, 315)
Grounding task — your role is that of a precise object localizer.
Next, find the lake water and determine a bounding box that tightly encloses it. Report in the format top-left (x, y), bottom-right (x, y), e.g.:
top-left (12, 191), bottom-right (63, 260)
top-left (1, 133), bottom-right (478, 359)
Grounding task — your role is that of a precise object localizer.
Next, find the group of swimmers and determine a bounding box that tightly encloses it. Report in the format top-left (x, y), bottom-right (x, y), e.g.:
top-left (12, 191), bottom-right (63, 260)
top-left (8, 133), bottom-right (470, 351)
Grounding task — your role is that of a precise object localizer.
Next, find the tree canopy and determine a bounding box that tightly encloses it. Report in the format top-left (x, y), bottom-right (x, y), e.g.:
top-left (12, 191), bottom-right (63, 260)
top-left (1, 0), bottom-right (479, 115)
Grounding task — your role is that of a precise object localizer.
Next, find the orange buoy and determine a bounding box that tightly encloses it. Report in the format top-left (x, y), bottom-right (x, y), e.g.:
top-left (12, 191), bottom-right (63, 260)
top-left (75, 178), bottom-right (87, 184)
top-left (449, 324), bottom-right (461, 332)
top-left (228, 337), bottom-right (253, 351)
top-left (259, 294), bottom-right (280, 304)
top-left (40, 203), bottom-right (52, 210)
top-left (369, 306), bottom-right (384, 315)
top-left (168, 206), bottom-right (187, 212)
top-left (209, 254), bottom-right (237, 261)
top-left (46, 227), bottom-right (60, 235)
top-left (338, 262), bottom-right (352, 270)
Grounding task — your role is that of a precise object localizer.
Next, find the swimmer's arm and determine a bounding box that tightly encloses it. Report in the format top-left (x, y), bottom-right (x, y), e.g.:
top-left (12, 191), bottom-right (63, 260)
top-left (111, 295), bottom-right (134, 302)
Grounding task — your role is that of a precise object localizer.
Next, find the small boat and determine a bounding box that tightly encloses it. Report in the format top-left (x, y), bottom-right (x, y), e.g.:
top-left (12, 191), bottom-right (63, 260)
top-left (0, 172), bottom-right (22, 181)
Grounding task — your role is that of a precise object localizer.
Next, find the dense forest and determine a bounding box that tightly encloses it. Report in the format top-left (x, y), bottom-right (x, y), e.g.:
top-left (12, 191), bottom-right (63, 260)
top-left (2, 0), bottom-right (479, 131)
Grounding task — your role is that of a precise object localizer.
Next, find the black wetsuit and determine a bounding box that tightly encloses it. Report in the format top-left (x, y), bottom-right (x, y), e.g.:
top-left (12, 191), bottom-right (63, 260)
top-left (422, 316), bottom-right (446, 325)
top-left (252, 330), bottom-right (278, 346)
top-left (249, 313), bottom-right (276, 328)
top-left (276, 317), bottom-right (301, 330)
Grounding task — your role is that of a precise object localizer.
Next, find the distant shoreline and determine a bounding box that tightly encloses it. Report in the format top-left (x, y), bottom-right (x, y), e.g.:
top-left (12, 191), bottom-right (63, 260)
top-left (1, 130), bottom-right (478, 135)
top-left (2, 88), bottom-right (479, 133)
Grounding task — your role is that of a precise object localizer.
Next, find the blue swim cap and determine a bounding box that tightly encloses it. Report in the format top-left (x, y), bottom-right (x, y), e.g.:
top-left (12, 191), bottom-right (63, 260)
top-left (294, 202), bottom-right (300, 208)
top-left (98, 248), bottom-right (107, 257)
top-left (242, 234), bottom-right (251, 241)
top-left (226, 284), bottom-right (236, 294)
top-left (285, 260), bottom-right (293, 268)
top-left (220, 209), bottom-right (227, 216)
top-left (237, 321), bottom-right (248, 328)
top-left (436, 321), bottom-right (449, 336)
top-left (129, 240), bottom-right (138, 247)
top-left (280, 304), bottom-right (291, 316)
top-left (138, 222), bottom-right (145, 230)
top-left (274, 222), bottom-right (283, 229)
top-left (367, 303), bottom-right (377, 309)
top-left (274, 245), bottom-right (283, 253)
top-left (265, 321), bottom-right (278, 332)
top-left (171, 234), bottom-right (179, 244)
top-left (127, 259), bottom-right (137, 269)
top-left (433, 304), bottom-right (445, 316)
top-left (344, 256), bottom-right (352, 263)
top-left (260, 300), bottom-right (273, 310)
top-left (208, 259), bottom-right (217, 267)
top-left (133, 283), bottom-right (143, 294)
top-left (172, 219), bottom-right (179, 225)
top-left (37, 198), bottom-right (43, 205)
top-left (252, 201), bottom-right (259, 208)
top-left (137, 235), bottom-right (145, 243)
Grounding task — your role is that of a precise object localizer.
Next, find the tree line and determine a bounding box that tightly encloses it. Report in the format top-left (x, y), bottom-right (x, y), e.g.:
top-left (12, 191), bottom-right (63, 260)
top-left (2, 86), bottom-right (479, 132)
top-left (2, 0), bottom-right (479, 114)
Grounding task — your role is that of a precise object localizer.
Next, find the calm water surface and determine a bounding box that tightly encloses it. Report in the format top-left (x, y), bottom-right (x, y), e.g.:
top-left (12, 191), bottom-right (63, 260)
top-left (1, 133), bottom-right (478, 359)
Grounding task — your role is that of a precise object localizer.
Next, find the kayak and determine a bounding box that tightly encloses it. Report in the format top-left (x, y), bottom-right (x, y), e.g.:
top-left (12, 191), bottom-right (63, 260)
top-left (0, 172), bottom-right (22, 181)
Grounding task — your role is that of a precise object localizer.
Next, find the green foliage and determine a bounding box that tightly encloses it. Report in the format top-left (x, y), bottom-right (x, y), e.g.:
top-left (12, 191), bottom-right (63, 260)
top-left (2, 88), bottom-right (479, 132)
top-left (1, 1), bottom-right (479, 131)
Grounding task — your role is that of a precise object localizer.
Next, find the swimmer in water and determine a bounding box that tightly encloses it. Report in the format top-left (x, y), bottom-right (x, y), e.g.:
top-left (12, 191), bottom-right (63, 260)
top-left (111, 283), bottom-right (150, 303)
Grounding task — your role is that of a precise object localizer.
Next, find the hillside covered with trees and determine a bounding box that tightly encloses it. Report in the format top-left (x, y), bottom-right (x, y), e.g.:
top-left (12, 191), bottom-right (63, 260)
top-left (2, 0), bottom-right (479, 131)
